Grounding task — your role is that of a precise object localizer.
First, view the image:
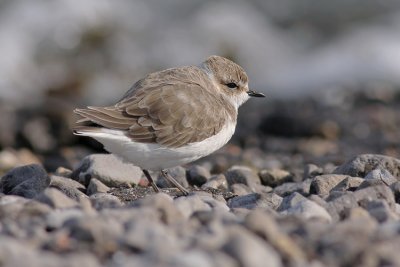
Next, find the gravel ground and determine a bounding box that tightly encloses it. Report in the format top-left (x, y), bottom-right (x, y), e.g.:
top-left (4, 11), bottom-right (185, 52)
top-left (1, 89), bottom-right (400, 267)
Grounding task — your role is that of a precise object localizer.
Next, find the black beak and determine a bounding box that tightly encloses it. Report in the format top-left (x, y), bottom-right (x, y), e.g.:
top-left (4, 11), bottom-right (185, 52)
top-left (247, 90), bottom-right (265, 98)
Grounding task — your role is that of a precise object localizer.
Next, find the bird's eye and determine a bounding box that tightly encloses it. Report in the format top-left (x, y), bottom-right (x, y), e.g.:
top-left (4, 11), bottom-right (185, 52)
top-left (226, 82), bottom-right (238, 89)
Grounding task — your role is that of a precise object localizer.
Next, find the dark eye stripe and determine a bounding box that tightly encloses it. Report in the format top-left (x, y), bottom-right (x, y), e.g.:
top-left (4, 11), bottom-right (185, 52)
top-left (226, 82), bottom-right (237, 89)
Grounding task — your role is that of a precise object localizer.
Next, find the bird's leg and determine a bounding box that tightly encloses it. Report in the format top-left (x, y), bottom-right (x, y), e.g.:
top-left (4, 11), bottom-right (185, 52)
top-left (161, 170), bottom-right (189, 195)
top-left (142, 169), bottom-right (160, 193)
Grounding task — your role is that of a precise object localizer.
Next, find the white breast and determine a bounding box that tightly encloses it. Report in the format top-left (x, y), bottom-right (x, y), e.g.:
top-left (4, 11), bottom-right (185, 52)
top-left (80, 121), bottom-right (236, 171)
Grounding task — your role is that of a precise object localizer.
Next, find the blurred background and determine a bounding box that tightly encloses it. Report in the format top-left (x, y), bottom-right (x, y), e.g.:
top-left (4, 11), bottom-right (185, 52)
top-left (1, 0), bottom-right (400, 174)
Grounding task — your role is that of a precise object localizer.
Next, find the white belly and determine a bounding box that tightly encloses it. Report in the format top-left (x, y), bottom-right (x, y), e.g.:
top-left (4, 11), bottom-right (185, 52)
top-left (81, 122), bottom-right (236, 170)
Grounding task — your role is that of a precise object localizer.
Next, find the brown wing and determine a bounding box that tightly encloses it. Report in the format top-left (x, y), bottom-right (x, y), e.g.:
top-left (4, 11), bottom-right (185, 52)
top-left (74, 67), bottom-right (236, 148)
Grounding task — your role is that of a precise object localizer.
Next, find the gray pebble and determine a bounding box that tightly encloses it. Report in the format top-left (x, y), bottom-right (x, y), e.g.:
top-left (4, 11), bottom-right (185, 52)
top-left (201, 174), bottom-right (227, 190)
top-left (222, 226), bottom-right (283, 267)
top-left (303, 164), bottom-right (323, 179)
top-left (273, 179), bottom-right (312, 197)
top-left (259, 169), bottom-right (293, 187)
top-left (225, 165), bottom-right (260, 190)
top-left (35, 188), bottom-right (79, 209)
top-left (359, 199), bottom-right (399, 222)
top-left (310, 174), bottom-right (351, 196)
top-left (228, 193), bottom-right (282, 210)
top-left (89, 193), bottom-right (123, 210)
top-left (86, 178), bottom-right (110, 195)
top-left (0, 164), bottom-right (49, 198)
top-left (364, 169), bottom-right (397, 186)
top-left (279, 192), bottom-right (332, 222)
top-left (174, 194), bottom-right (212, 218)
top-left (334, 154), bottom-right (400, 178)
top-left (71, 154), bottom-right (142, 187)
top-left (187, 165), bottom-right (211, 186)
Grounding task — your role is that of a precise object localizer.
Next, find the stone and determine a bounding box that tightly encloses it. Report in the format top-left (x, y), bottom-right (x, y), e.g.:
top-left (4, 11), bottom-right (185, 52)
top-left (331, 176), bottom-right (364, 192)
top-left (36, 188), bottom-right (79, 209)
top-left (310, 174), bottom-right (351, 196)
top-left (173, 194), bottom-right (212, 219)
top-left (45, 208), bottom-right (86, 230)
top-left (49, 175), bottom-right (88, 203)
top-left (303, 164), bottom-right (323, 179)
top-left (391, 181), bottom-right (400, 203)
top-left (325, 192), bottom-right (359, 221)
top-left (90, 193), bottom-right (123, 210)
top-left (86, 178), bottom-right (110, 195)
top-left (259, 169), bottom-right (293, 187)
top-left (222, 226), bottom-right (283, 267)
top-left (201, 174), bottom-right (227, 190)
top-left (224, 165), bottom-right (260, 191)
top-left (231, 183), bottom-right (253, 195)
top-left (187, 165), bottom-right (211, 186)
top-left (71, 154), bottom-right (142, 187)
top-left (53, 166), bottom-right (73, 178)
top-left (273, 179), bottom-right (312, 197)
top-left (157, 166), bottom-right (189, 189)
top-left (130, 193), bottom-right (183, 224)
top-left (227, 193), bottom-right (282, 210)
top-left (359, 199), bottom-right (398, 222)
top-left (364, 169), bottom-right (397, 186)
top-left (279, 192), bottom-right (332, 222)
top-left (334, 154), bottom-right (400, 178)
top-left (244, 210), bottom-right (307, 265)
top-left (0, 164), bottom-right (49, 198)
top-left (354, 184), bottom-right (395, 209)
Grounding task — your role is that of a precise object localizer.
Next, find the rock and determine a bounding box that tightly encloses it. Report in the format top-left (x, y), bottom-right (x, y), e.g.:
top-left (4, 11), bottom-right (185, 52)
top-left (157, 166), bottom-right (189, 189)
top-left (170, 250), bottom-right (238, 267)
top-left (273, 179), bottom-right (312, 197)
top-left (193, 192), bottom-right (229, 213)
top-left (359, 199), bottom-right (398, 222)
top-left (201, 174), bottom-right (227, 190)
top-left (36, 188), bottom-right (79, 209)
top-left (86, 178), bottom-right (110, 195)
top-left (222, 226), bottom-right (283, 267)
top-left (0, 148), bottom-right (41, 172)
top-left (325, 192), bottom-right (359, 221)
top-left (173, 194), bottom-right (212, 219)
top-left (0, 164), bottom-right (49, 199)
top-left (330, 176), bottom-right (364, 192)
top-left (244, 210), bottom-right (307, 265)
top-left (71, 154), bottom-right (142, 187)
top-left (303, 164), bottom-right (323, 179)
top-left (130, 193), bottom-right (183, 224)
top-left (64, 215), bottom-right (123, 255)
top-left (279, 192), bottom-right (332, 222)
top-left (343, 207), bottom-right (372, 221)
top-left (354, 184), bottom-right (395, 209)
top-left (231, 183), bottom-right (253, 195)
top-left (357, 178), bottom-right (386, 189)
top-left (334, 154), bottom-right (400, 178)
top-left (391, 181), bottom-right (400, 203)
top-left (227, 193), bottom-right (282, 210)
top-left (259, 169), bottom-right (293, 187)
top-left (53, 167), bottom-right (73, 178)
top-left (225, 166), bottom-right (260, 190)
top-left (187, 165), bottom-right (211, 186)
top-left (45, 208), bottom-right (85, 230)
top-left (310, 174), bottom-right (351, 196)
top-left (364, 169), bottom-right (397, 186)
top-left (90, 193), bottom-right (123, 210)
top-left (122, 219), bottom-right (180, 259)
top-left (49, 175), bottom-right (87, 202)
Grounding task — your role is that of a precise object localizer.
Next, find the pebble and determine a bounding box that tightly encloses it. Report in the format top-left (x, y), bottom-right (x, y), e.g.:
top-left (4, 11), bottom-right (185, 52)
top-left (0, 164), bottom-right (50, 198)
top-left (259, 169), bottom-right (293, 187)
top-left (227, 193), bottom-right (283, 210)
top-left (222, 226), bottom-right (283, 267)
top-left (174, 194), bottom-right (212, 219)
top-left (86, 178), bottom-right (110, 195)
top-left (49, 175), bottom-right (87, 202)
top-left (36, 188), bottom-right (79, 209)
top-left (71, 154), bottom-right (142, 187)
top-left (364, 169), bottom-right (398, 186)
top-left (201, 174), bottom-right (227, 190)
top-left (303, 164), bottom-right (324, 179)
top-left (89, 193), bottom-right (123, 210)
top-left (310, 174), bottom-right (351, 196)
top-left (279, 192), bottom-right (332, 222)
top-left (273, 179), bottom-right (312, 197)
top-left (334, 154), bottom-right (400, 178)
top-left (187, 165), bottom-right (211, 186)
top-left (225, 165), bottom-right (261, 190)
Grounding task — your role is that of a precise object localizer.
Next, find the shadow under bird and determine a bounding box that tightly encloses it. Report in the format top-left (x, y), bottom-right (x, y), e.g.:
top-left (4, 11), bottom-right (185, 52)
top-left (73, 55), bottom-right (265, 195)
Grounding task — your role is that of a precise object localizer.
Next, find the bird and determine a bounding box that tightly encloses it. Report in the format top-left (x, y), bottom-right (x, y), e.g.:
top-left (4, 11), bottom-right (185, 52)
top-left (73, 55), bottom-right (265, 195)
